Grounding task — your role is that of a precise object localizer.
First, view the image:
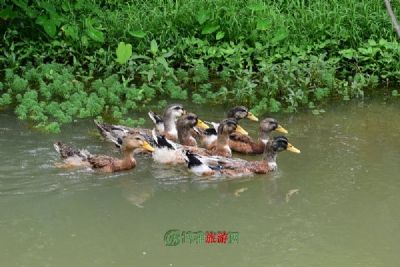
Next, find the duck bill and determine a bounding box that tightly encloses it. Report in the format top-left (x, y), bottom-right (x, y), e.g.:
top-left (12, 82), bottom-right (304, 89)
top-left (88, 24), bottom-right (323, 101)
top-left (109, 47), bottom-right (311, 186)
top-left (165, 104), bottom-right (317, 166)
top-left (235, 125), bottom-right (248, 135)
top-left (142, 141), bottom-right (155, 152)
top-left (276, 124), bottom-right (288, 134)
top-left (246, 112), bottom-right (259, 121)
top-left (287, 143), bottom-right (301, 154)
top-left (196, 119), bottom-right (209, 130)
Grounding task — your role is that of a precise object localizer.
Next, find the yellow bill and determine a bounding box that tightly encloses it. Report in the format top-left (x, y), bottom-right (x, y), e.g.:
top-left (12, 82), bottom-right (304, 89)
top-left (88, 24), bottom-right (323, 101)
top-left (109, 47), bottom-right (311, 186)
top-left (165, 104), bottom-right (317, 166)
top-left (142, 141), bottom-right (155, 152)
top-left (287, 143), bottom-right (301, 154)
top-left (235, 125), bottom-right (248, 135)
top-left (196, 119), bottom-right (209, 130)
top-left (246, 112), bottom-right (259, 121)
top-left (276, 124), bottom-right (288, 134)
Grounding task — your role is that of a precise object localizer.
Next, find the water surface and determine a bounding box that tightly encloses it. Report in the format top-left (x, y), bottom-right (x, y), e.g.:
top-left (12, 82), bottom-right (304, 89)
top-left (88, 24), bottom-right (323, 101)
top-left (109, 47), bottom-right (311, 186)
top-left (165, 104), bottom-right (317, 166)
top-left (1, 99), bottom-right (399, 267)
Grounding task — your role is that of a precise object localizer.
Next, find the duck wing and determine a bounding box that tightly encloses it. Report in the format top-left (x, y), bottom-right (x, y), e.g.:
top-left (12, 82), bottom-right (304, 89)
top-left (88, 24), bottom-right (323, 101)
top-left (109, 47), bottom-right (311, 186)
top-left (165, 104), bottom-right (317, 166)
top-left (88, 155), bottom-right (115, 169)
top-left (229, 133), bottom-right (265, 154)
top-left (94, 120), bottom-right (154, 147)
top-left (54, 142), bottom-right (91, 160)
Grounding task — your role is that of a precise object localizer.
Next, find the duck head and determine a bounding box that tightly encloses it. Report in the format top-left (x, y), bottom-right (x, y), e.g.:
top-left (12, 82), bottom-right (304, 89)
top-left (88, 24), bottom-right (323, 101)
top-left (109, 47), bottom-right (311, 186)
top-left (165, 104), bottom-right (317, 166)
top-left (177, 113), bottom-right (209, 131)
top-left (227, 106), bottom-right (258, 122)
top-left (164, 104), bottom-right (186, 120)
top-left (218, 118), bottom-right (248, 136)
top-left (120, 134), bottom-right (155, 153)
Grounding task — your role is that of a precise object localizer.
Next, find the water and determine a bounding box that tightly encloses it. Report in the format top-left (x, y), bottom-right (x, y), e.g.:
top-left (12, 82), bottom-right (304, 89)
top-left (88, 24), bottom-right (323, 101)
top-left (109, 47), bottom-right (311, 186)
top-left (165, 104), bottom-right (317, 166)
top-left (1, 99), bottom-right (399, 267)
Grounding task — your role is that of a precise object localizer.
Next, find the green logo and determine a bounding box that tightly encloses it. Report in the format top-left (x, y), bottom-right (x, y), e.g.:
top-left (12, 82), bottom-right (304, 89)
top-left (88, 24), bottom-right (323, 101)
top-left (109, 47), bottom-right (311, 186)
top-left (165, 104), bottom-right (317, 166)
top-left (164, 229), bottom-right (181, 246)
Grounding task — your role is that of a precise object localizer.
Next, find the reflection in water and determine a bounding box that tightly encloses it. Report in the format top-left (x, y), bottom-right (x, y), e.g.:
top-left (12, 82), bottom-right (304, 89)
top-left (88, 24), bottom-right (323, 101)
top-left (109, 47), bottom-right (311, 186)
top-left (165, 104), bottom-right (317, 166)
top-left (1, 99), bottom-right (400, 266)
top-left (118, 177), bottom-right (154, 208)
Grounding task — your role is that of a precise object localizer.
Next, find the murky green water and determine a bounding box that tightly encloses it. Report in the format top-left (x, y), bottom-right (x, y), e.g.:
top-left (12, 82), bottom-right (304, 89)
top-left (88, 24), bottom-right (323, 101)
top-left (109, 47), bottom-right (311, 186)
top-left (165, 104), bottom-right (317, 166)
top-left (1, 99), bottom-right (400, 267)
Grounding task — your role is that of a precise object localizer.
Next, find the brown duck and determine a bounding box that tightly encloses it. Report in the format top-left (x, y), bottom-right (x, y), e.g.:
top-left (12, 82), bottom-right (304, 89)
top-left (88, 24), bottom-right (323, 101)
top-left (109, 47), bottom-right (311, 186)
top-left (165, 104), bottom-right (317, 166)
top-left (229, 118), bottom-right (288, 154)
top-left (54, 134), bottom-right (154, 172)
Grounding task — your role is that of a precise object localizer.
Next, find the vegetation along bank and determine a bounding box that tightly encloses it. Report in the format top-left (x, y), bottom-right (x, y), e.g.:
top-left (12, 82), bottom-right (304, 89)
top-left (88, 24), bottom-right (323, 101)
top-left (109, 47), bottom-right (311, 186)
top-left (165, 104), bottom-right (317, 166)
top-left (1, 0), bottom-right (399, 132)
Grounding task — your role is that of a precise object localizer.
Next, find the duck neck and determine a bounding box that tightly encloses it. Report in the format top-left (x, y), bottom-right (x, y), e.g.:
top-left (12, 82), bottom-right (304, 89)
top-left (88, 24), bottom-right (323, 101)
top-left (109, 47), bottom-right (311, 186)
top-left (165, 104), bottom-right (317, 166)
top-left (263, 142), bottom-right (278, 170)
top-left (122, 149), bottom-right (135, 163)
top-left (216, 131), bottom-right (230, 150)
top-left (259, 130), bottom-right (270, 144)
top-left (163, 115), bottom-right (178, 137)
top-left (178, 126), bottom-right (196, 146)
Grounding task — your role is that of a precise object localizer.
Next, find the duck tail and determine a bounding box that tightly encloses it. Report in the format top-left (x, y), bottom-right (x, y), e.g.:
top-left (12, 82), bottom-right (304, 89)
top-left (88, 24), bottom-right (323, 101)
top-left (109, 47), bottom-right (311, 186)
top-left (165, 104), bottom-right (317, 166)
top-left (148, 111), bottom-right (164, 132)
top-left (151, 129), bottom-right (176, 150)
top-left (93, 120), bottom-right (123, 148)
top-left (203, 127), bottom-right (218, 136)
top-left (204, 121), bottom-right (220, 130)
top-left (53, 142), bottom-right (91, 160)
top-left (183, 150), bottom-right (216, 176)
top-left (148, 111), bottom-right (163, 124)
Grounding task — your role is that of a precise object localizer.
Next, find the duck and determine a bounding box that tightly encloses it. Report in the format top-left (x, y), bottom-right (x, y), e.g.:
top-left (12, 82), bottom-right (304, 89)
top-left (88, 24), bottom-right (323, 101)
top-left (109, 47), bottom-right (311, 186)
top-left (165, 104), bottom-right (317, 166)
top-left (227, 106), bottom-right (259, 122)
top-left (53, 134), bottom-right (155, 172)
top-left (176, 113), bottom-right (209, 146)
top-left (151, 118), bottom-right (247, 164)
top-left (201, 118), bottom-right (248, 157)
top-left (201, 106), bottom-right (258, 148)
top-left (148, 103), bottom-right (186, 140)
top-left (229, 118), bottom-right (288, 154)
top-left (94, 120), bottom-right (153, 153)
top-left (94, 104), bottom-right (186, 152)
top-left (184, 136), bottom-right (300, 177)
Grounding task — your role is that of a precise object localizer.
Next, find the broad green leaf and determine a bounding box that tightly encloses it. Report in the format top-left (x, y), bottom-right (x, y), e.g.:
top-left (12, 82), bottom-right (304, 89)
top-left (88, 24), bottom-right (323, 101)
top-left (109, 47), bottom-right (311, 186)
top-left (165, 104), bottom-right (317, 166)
top-left (116, 42), bottom-right (132, 64)
top-left (196, 9), bottom-right (210, 25)
top-left (129, 30), bottom-right (146, 38)
top-left (392, 90), bottom-right (399, 97)
top-left (162, 50), bottom-right (174, 58)
top-left (86, 28), bottom-right (104, 43)
top-left (50, 13), bottom-right (64, 27)
top-left (339, 49), bottom-right (355, 59)
top-left (150, 39), bottom-right (158, 55)
top-left (256, 19), bottom-right (269, 31)
top-left (44, 22), bottom-right (57, 38)
top-left (36, 15), bottom-right (57, 37)
top-left (216, 31), bottom-right (225, 40)
top-left (368, 39), bottom-right (377, 46)
top-left (248, 3), bottom-right (265, 12)
top-left (221, 47), bottom-right (235, 55)
top-left (0, 8), bottom-right (17, 19)
top-left (62, 24), bottom-right (79, 40)
top-left (272, 28), bottom-right (288, 44)
top-left (201, 23), bottom-right (220, 35)
top-left (156, 56), bottom-right (169, 69)
top-left (84, 18), bottom-right (104, 43)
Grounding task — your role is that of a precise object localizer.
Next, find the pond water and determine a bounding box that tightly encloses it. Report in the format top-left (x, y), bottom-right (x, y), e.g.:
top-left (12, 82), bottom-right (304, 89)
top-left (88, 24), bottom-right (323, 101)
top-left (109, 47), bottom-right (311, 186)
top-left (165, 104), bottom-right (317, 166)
top-left (0, 99), bottom-right (399, 267)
